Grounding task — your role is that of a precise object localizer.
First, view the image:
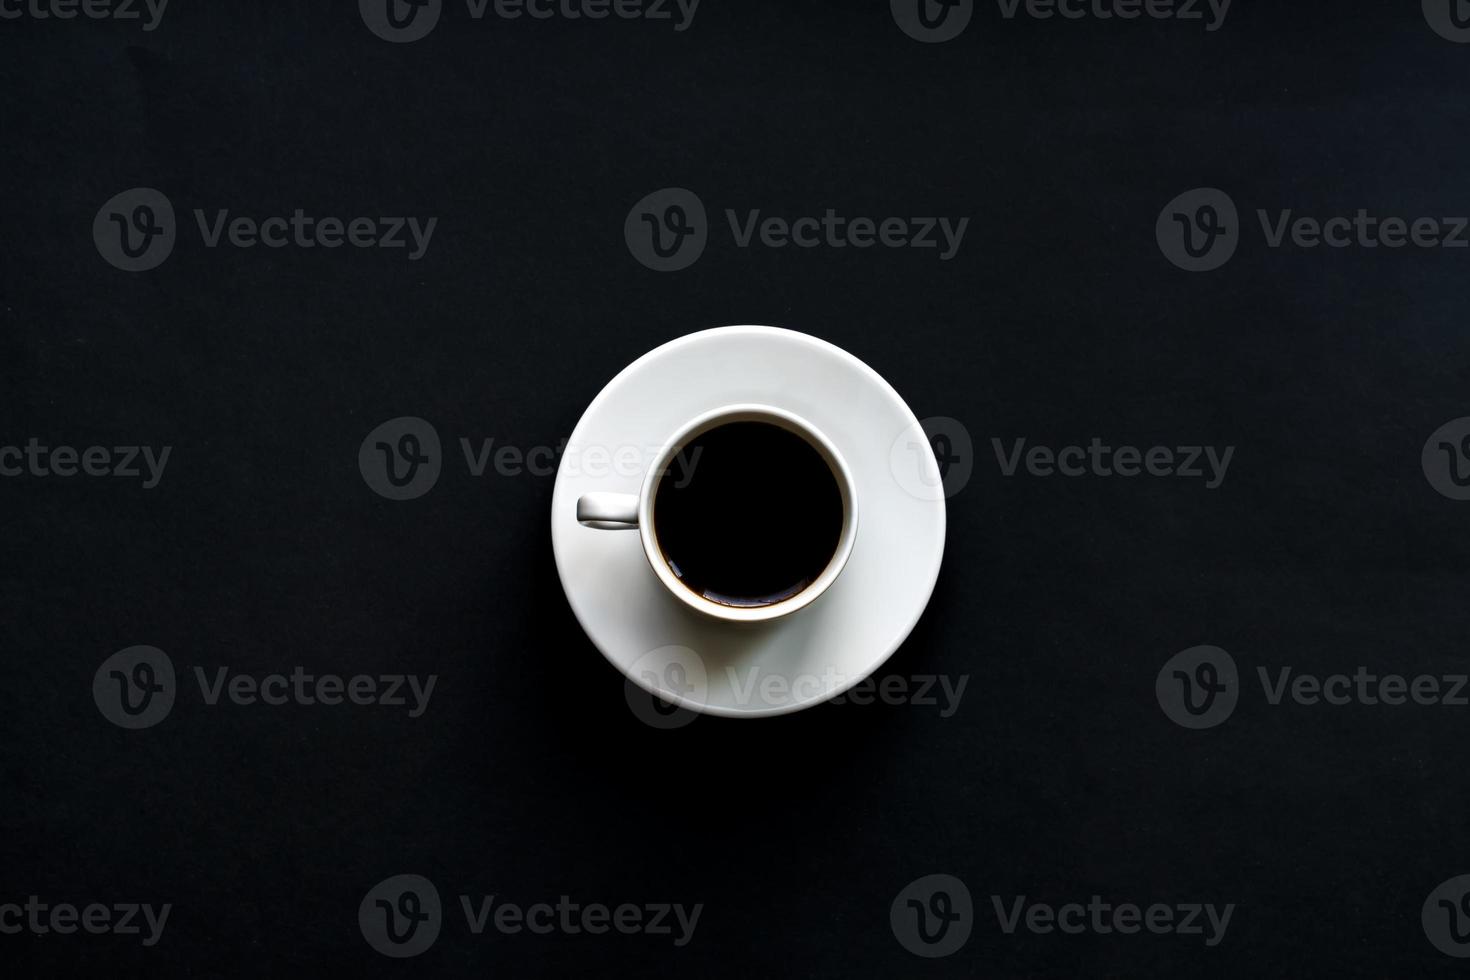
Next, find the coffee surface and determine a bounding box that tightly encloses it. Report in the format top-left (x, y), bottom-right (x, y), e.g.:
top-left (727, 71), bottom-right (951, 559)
top-left (652, 421), bottom-right (843, 607)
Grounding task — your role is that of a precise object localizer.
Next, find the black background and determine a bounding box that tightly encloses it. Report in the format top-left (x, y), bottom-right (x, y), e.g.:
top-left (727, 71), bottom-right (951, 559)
top-left (5, 1), bottom-right (1470, 976)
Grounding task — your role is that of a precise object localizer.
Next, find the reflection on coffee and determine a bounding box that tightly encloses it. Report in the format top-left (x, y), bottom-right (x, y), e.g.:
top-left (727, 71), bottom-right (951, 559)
top-left (652, 421), bottom-right (843, 607)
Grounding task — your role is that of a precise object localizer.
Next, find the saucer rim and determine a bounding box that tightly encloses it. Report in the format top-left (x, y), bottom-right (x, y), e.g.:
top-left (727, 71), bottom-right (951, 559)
top-left (551, 324), bottom-right (947, 718)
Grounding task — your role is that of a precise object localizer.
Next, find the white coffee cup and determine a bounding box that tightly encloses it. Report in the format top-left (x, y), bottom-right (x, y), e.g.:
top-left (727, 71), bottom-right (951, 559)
top-left (576, 403), bottom-right (858, 623)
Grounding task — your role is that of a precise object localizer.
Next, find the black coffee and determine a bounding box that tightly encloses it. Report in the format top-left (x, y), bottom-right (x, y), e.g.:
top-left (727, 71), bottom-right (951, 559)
top-left (652, 421), bottom-right (844, 607)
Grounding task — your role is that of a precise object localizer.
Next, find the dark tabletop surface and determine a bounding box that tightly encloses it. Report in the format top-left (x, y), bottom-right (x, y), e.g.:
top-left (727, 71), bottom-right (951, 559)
top-left (5, 1), bottom-right (1470, 976)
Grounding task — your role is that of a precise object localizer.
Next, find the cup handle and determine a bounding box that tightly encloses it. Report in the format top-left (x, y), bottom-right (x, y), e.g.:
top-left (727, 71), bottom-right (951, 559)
top-left (577, 493), bottom-right (640, 530)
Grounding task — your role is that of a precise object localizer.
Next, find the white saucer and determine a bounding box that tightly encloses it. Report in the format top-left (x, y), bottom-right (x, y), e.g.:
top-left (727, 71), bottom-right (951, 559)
top-left (550, 326), bottom-right (946, 718)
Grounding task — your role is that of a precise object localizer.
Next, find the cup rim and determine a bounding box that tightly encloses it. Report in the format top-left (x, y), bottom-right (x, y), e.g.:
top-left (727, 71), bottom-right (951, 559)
top-left (636, 403), bottom-right (858, 624)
